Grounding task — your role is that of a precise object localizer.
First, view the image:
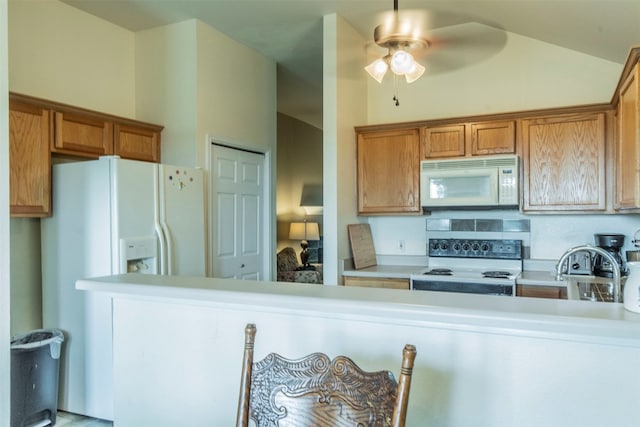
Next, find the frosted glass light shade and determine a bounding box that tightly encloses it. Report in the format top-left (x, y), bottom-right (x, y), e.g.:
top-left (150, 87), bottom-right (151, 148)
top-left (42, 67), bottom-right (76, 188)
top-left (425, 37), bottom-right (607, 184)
top-left (404, 61), bottom-right (425, 83)
top-left (364, 58), bottom-right (389, 83)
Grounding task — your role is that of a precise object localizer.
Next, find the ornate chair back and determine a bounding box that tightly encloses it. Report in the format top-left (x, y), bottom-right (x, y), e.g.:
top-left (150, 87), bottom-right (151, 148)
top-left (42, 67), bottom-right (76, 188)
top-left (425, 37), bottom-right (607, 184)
top-left (236, 323), bottom-right (416, 427)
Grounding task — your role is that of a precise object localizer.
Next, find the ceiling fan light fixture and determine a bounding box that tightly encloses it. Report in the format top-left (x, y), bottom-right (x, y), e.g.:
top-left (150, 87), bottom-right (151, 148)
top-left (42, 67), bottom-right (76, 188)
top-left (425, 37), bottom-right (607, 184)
top-left (365, 57), bottom-right (389, 83)
top-left (404, 61), bottom-right (425, 83)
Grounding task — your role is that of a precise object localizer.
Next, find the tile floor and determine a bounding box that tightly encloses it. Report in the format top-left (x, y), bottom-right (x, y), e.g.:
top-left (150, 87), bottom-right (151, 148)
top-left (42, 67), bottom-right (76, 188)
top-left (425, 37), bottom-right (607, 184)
top-left (53, 411), bottom-right (113, 426)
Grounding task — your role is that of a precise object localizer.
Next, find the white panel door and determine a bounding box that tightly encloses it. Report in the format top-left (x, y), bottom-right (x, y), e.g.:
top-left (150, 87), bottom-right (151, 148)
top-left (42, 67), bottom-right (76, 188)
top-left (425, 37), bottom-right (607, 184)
top-left (210, 144), bottom-right (264, 279)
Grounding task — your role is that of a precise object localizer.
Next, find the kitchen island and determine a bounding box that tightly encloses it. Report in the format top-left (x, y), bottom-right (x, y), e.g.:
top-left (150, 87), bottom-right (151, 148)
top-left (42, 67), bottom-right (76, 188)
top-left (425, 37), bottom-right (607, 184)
top-left (78, 274), bottom-right (640, 427)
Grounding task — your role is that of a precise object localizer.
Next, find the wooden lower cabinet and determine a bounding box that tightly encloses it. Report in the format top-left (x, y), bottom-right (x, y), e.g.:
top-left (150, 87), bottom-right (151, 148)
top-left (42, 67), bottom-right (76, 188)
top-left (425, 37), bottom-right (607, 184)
top-left (343, 277), bottom-right (410, 290)
top-left (9, 99), bottom-right (52, 217)
top-left (516, 284), bottom-right (567, 299)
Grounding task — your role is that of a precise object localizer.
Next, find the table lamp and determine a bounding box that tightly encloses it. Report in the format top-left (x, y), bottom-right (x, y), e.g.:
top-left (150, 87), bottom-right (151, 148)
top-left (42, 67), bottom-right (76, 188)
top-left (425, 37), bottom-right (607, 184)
top-left (289, 221), bottom-right (320, 266)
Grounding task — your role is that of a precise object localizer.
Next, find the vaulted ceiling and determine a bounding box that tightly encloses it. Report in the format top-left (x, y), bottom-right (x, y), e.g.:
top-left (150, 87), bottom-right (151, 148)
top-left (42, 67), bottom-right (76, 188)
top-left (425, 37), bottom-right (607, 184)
top-left (62, 1), bottom-right (640, 129)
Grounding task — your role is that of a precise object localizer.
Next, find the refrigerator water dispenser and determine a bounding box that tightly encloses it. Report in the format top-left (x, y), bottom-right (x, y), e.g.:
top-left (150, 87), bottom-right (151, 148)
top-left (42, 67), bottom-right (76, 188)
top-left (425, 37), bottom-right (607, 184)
top-left (120, 237), bottom-right (158, 274)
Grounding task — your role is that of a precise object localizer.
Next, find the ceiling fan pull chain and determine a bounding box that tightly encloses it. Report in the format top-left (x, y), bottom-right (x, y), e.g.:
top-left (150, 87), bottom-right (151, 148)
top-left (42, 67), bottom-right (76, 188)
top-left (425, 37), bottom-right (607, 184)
top-left (393, 74), bottom-right (400, 106)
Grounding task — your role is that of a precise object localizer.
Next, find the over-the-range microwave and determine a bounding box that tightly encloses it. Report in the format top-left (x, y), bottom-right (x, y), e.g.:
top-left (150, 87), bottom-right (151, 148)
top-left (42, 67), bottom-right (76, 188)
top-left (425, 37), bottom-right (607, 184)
top-left (420, 155), bottom-right (519, 209)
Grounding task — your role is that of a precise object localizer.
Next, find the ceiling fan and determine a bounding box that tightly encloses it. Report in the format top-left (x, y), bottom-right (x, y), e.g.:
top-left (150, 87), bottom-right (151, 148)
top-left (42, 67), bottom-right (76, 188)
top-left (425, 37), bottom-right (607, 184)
top-left (365, 0), bottom-right (429, 85)
top-left (364, 1), bottom-right (508, 106)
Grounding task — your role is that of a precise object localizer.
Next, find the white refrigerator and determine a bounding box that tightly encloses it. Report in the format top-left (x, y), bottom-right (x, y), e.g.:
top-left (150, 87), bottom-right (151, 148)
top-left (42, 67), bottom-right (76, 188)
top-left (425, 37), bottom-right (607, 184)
top-left (41, 156), bottom-right (206, 420)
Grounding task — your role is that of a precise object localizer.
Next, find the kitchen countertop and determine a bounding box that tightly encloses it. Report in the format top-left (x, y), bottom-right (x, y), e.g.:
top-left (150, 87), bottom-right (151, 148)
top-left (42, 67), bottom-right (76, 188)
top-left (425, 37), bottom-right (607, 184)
top-left (343, 264), bottom-right (573, 288)
top-left (78, 273), bottom-right (640, 348)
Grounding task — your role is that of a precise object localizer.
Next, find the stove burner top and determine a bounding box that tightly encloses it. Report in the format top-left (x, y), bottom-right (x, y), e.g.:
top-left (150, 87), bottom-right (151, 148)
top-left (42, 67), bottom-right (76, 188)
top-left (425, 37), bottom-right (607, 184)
top-left (424, 268), bottom-right (453, 276)
top-left (482, 271), bottom-right (512, 279)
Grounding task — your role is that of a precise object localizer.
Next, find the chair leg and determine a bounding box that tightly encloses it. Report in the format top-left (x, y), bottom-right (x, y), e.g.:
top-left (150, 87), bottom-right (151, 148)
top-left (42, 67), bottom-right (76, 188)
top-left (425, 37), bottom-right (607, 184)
top-left (236, 323), bottom-right (256, 427)
top-left (391, 344), bottom-right (417, 427)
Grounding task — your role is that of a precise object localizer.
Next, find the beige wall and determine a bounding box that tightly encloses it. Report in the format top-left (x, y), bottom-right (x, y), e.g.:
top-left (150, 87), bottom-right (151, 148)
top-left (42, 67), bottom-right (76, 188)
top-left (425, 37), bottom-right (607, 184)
top-left (323, 15), bottom-right (368, 285)
top-left (135, 21), bottom-right (199, 167)
top-left (8, 0), bottom-right (135, 117)
top-left (195, 20), bottom-right (277, 165)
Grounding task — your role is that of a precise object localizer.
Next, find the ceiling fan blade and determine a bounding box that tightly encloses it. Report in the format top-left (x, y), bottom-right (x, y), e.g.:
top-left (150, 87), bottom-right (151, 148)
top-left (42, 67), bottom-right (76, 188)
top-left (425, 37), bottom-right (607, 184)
top-left (414, 22), bottom-right (508, 74)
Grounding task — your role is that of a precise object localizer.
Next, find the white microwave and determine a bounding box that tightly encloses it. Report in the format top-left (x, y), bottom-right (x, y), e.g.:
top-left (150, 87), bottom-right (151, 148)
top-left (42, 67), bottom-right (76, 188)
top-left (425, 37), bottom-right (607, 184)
top-left (420, 155), bottom-right (519, 209)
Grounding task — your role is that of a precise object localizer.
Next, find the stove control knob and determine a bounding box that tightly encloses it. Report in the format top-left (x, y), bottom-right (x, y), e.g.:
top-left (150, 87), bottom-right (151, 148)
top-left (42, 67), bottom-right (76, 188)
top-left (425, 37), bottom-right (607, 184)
top-left (462, 242), bottom-right (470, 251)
top-left (440, 241), bottom-right (449, 251)
top-left (481, 243), bottom-right (490, 252)
top-left (472, 242), bottom-right (480, 251)
top-left (452, 242), bottom-right (461, 252)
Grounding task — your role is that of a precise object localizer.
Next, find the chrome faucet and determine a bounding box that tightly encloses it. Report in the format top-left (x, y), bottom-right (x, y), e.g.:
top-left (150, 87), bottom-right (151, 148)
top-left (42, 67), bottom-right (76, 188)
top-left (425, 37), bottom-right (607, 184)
top-left (555, 244), bottom-right (622, 303)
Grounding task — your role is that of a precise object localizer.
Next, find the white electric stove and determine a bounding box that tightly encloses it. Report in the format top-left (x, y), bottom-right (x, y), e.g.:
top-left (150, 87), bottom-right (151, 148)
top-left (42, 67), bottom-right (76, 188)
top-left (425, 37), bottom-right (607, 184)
top-left (410, 238), bottom-right (523, 296)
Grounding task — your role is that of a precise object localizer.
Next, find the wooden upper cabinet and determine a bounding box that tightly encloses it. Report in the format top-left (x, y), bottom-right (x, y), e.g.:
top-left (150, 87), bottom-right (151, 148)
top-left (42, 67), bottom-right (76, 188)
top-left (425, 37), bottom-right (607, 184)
top-left (421, 125), bottom-right (465, 158)
top-left (615, 62), bottom-right (640, 210)
top-left (357, 128), bottom-right (421, 215)
top-left (521, 112), bottom-right (607, 212)
top-left (422, 120), bottom-right (515, 159)
top-left (52, 111), bottom-right (113, 157)
top-left (470, 120), bottom-right (516, 155)
top-left (114, 123), bottom-right (161, 163)
top-left (9, 98), bottom-right (52, 217)
top-left (8, 92), bottom-right (163, 217)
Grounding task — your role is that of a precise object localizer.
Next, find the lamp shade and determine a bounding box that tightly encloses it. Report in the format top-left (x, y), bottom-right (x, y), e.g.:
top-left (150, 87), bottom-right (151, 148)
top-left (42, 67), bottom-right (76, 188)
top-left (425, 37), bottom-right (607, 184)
top-left (364, 58), bottom-right (389, 83)
top-left (289, 222), bottom-right (320, 241)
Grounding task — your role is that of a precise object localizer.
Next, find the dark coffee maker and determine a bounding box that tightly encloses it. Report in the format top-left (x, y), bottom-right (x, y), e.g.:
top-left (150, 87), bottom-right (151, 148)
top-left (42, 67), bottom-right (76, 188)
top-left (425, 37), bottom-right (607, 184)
top-left (593, 233), bottom-right (628, 277)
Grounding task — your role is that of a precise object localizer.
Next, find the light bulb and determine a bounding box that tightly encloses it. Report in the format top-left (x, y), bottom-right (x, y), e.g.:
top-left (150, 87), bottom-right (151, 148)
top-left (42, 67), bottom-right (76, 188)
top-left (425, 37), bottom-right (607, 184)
top-left (390, 50), bottom-right (415, 75)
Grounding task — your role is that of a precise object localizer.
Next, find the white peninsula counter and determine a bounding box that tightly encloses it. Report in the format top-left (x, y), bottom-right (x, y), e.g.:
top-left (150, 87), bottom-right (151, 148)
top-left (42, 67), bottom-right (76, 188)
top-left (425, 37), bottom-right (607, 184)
top-left (78, 274), bottom-right (640, 427)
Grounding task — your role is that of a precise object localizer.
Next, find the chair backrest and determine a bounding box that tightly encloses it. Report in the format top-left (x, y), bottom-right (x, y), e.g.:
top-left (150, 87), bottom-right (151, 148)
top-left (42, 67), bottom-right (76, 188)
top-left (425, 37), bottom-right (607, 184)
top-left (276, 247), bottom-right (299, 272)
top-left (236, 323), bottom-right (416, 427)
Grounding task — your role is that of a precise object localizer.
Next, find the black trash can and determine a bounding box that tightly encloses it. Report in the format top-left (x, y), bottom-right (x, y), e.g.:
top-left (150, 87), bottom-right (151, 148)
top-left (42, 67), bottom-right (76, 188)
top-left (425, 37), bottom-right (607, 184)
top-left (11, 329), bottom-right (64, 427)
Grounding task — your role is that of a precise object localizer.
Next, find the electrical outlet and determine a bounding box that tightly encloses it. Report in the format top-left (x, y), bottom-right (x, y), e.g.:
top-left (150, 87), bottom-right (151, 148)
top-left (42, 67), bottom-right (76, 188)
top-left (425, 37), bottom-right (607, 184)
top-left (398, 240), bottom-right (406, 252)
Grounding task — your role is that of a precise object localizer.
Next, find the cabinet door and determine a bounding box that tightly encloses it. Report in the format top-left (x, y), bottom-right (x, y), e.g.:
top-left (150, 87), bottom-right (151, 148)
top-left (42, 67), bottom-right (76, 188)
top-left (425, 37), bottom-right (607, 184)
top-left (421, 124), bottom-right (465, 158)
top-left (53, 111), bottom-right (113, 157)
top-left (521, 112), bottom-right (606, 212)
top-left (9, 100), bottom-right (52, 217)
top-left (471, 120), bottom-right (516, 155)
top-left (516, 285), bottom-right (567, 299)
top-left (344, 277), bottom-right (410, 290)
top-left (357, 128), bottom-right (420, 214)
top-left (616, 63), bottom-right (640, 209)
top-left (114, 123), bottom-right (161, 163)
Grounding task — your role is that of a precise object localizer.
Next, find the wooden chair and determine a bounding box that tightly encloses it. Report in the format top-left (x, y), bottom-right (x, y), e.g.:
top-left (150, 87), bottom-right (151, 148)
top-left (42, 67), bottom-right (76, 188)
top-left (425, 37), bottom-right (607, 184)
top-left (236, 323), bottom-right (417, 427)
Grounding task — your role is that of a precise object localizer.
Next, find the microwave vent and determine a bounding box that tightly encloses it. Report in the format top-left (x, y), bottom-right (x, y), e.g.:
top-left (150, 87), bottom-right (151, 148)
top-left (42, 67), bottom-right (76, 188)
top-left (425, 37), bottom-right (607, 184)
top-left (421, 155), bottom-right (518, 171)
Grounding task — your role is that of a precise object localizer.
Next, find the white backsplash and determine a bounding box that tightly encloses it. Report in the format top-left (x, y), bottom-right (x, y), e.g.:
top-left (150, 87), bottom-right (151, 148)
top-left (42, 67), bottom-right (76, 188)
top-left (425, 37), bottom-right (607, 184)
top-left (367, 211), bottom-right (640, 262)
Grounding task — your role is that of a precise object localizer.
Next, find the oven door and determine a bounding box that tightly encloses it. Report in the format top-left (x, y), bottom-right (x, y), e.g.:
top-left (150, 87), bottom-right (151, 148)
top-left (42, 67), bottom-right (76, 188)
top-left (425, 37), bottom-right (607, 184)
top-left (411, 279), bottom-right (514, 296)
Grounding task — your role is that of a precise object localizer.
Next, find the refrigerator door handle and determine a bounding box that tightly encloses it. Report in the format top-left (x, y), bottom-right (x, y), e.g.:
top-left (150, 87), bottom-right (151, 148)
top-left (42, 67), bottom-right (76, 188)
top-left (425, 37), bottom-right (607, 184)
top-left (155, 223), bottom-right (167, 275)
top-left (154, 164), bottom-right (168, 275)
top-left (160, 221), bottom-right (174, 275)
